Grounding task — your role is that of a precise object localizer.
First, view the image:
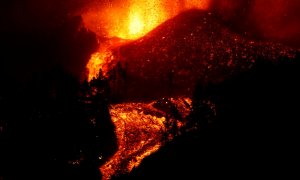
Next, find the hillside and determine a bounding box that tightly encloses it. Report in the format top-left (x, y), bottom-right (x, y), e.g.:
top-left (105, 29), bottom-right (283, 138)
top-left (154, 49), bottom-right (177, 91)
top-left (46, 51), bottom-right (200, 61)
top-left (108, 9), bottom-right (297, 101)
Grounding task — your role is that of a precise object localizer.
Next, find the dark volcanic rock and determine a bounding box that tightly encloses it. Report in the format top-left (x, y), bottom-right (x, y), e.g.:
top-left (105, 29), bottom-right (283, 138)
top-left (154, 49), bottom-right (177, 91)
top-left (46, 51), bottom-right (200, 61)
top-left (107, 9), bottom-right (297, 102)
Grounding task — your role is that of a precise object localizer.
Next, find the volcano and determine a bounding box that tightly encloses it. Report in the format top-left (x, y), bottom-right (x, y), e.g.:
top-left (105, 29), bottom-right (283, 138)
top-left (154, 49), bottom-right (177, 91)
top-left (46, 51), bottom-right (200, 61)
top-left (89, 9), bottom-right (300, 179)
top-left (98, 9), bottom-right (300, 180)
top-left (100, 9), bottom-right (298, 102)
top-left (2, 1), bottom-right (300, 180)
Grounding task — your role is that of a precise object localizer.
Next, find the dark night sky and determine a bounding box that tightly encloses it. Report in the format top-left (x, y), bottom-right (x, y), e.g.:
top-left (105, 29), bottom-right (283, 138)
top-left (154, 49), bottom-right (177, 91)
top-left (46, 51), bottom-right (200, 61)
top-left (0, 0), bottom-right (92, 32)
top-left (0, 0), bottom-right (99, 84)
top-left (211, 0), bottom-right (300, 48)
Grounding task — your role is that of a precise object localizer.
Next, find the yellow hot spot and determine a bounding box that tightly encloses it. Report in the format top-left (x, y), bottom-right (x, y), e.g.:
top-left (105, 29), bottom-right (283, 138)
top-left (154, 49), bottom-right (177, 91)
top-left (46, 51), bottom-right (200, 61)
top-left (128, 11), bottom-right (145, 38)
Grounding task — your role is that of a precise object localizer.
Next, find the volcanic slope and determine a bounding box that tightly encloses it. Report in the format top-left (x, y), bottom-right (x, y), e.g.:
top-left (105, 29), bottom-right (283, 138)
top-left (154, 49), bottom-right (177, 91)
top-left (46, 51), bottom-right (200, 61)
top-left (106, 9), bottom-right (297, 101)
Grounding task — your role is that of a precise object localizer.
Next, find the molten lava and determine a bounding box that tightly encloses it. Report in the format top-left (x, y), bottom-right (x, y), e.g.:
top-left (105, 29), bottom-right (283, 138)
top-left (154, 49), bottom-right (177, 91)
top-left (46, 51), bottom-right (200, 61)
top-left (100, 98), bottom-right (192, 179)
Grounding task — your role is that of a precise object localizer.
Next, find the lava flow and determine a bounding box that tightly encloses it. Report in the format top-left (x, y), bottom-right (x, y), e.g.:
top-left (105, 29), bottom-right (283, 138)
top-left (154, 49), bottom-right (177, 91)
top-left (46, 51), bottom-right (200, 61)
top-left (100, 98), bottom-right (192, 179)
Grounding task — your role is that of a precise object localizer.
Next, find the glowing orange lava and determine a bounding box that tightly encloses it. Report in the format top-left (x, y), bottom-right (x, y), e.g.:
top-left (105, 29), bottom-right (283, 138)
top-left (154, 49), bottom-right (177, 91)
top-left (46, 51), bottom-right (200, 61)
top-left (100, 103), bottom-right (166, 179)
top-left (101, 98), bottom-right (191, 179)
top-left (86, 46), bottom-right (113, 81)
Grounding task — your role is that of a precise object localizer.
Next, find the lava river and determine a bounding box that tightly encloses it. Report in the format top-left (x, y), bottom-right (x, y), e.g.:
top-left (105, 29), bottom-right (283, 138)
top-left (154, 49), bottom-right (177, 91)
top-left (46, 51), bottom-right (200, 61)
top-left (101, 98), bottom-right (192, 179)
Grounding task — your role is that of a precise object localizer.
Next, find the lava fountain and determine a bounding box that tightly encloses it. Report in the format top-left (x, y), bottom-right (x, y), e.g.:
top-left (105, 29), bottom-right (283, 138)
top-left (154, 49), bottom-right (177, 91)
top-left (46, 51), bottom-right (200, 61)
top-left (84, 0), bottom-right (211, 80)
top-left (82, 0), bottom-right (211, 179)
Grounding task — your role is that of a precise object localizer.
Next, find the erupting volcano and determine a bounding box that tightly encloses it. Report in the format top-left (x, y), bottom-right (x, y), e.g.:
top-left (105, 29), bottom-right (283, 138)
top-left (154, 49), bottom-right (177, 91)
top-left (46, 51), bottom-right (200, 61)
top-left (1, 0), bottom-right (300, 180)
top-left (82, 0), bottom-right (298, 179)
top-left (84, 0), bottom-right (211, 80)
